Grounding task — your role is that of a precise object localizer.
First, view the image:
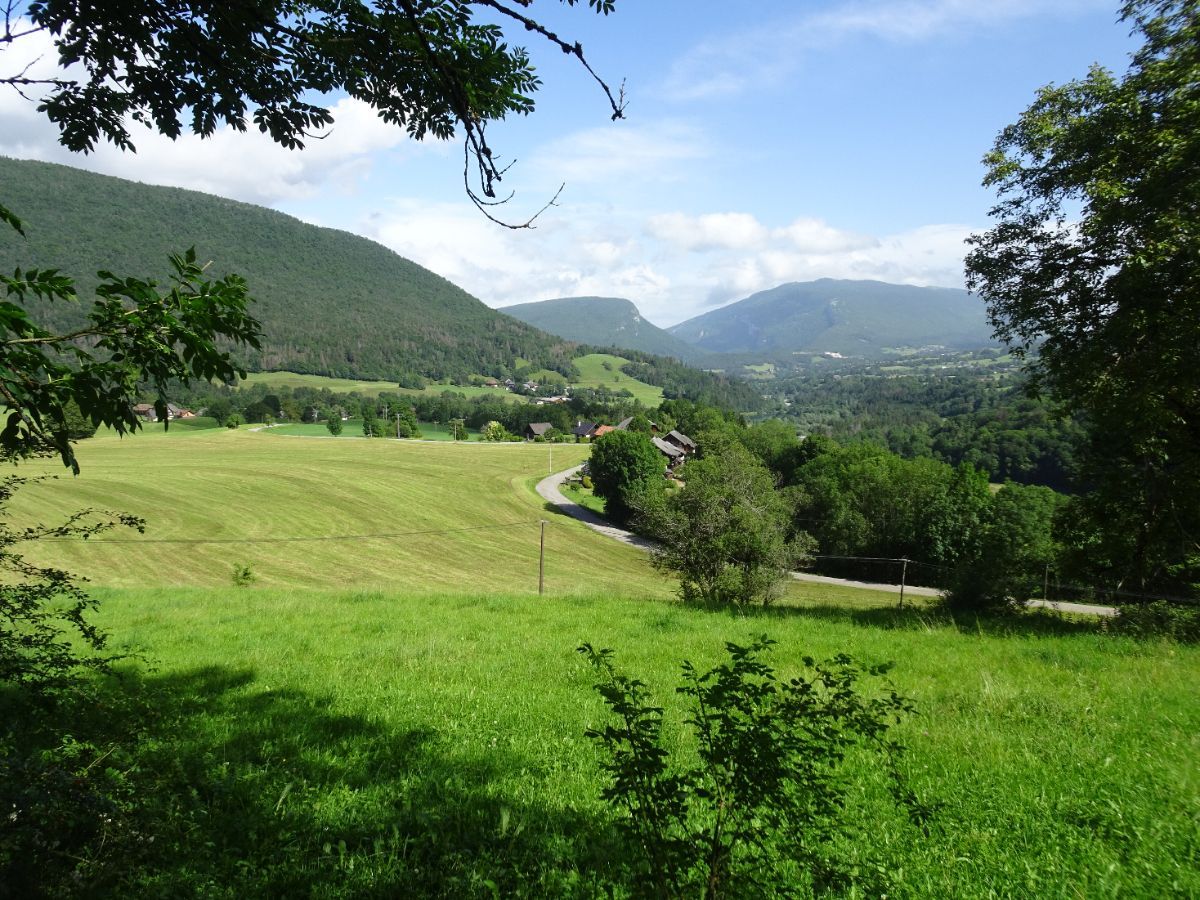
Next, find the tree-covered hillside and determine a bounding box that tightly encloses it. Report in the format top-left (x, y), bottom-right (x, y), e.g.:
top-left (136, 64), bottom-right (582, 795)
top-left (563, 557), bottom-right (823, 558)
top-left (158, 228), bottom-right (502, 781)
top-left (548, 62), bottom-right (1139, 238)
top-left (0, 157), bottom-right (576, 381)
top-left (500, 295), bottom-right (706, 363)
top-left (669, 279), bottom-right (995, 358)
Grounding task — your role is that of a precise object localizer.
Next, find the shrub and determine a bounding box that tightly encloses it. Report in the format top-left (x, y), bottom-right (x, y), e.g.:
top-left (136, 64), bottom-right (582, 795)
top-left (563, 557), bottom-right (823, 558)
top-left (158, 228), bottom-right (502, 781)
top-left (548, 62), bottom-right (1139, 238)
top-left (579, 637), bottom-right (926, 898)
top-left (1104, 601), bottom-right (1200, 642)
top-left (1, 472), bottom-right (142, 697)
top-left (231, 562), bottom-right (255, 587)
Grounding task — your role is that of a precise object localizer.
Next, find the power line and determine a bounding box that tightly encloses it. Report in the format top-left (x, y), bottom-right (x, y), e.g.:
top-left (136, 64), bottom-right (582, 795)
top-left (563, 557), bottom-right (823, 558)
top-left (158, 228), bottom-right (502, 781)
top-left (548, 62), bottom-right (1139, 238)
top-left (41, 519), bottom-right (545, 545)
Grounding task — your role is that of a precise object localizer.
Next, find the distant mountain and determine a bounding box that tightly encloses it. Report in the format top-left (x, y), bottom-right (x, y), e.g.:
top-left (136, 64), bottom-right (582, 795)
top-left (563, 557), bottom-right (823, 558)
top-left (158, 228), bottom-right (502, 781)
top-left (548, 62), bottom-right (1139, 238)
top-left (669, 279), bottom-right (995, 358)
top-left (500, 295), bottom-right (706, 363)
top-left (0, 157), bottom-right (577, 381)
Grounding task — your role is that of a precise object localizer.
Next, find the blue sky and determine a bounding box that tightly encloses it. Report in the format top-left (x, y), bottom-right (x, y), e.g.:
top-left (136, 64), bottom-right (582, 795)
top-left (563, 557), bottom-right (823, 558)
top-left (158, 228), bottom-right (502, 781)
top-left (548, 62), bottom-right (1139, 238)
top-left (1, 1), bottom-right (1137, 325)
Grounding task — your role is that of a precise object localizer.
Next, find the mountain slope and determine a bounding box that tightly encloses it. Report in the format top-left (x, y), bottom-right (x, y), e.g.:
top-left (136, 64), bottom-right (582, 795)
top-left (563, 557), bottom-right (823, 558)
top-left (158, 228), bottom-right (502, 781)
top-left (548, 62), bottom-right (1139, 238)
top-left (669, 279), bottom-right (995, 358)
top-left (500, 295), bottom-right (705, 363)
top-left (0, 157), bottom-right (574, 381)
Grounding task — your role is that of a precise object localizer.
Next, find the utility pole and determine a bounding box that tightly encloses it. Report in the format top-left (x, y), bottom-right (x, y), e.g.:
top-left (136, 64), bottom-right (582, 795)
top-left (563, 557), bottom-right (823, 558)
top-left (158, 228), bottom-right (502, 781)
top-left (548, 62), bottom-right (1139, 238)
top-left (899, 557), bottom-right (909, 610)
top-left (1043, 564), bottom-right (1050, 602)
top-left (538, 520), bottom-right (546, 595)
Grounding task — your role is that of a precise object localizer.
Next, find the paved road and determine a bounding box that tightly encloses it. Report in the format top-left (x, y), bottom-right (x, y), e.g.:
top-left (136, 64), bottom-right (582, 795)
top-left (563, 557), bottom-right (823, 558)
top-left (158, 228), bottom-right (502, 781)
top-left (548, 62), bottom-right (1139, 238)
top-left (535, 465), bottom-right (658, 551)
top-left (536, 467), bottom-right (1117, 617)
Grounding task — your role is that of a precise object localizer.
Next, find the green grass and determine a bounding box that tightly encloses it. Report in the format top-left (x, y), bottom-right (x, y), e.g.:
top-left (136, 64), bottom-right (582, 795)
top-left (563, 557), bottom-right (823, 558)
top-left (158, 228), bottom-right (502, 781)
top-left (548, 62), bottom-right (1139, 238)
top-left (571, 353), bottom-right (665, 406)
top-left (26, 585), bottom-right (1197, 897)
top-left (10, 429), bottom-right (1200, 896)
top-left (9, 428), bottom-right (663, 595)
top-left (240, 371), bottom-right (408, 394)
top-left (560, 481), bottom-right (606, 516)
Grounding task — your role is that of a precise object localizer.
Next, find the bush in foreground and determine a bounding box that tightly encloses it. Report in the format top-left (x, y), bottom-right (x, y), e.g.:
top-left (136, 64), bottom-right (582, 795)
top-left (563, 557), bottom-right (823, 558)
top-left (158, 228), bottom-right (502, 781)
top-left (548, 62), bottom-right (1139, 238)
top-left (580, 637), bottom-right (927, 898)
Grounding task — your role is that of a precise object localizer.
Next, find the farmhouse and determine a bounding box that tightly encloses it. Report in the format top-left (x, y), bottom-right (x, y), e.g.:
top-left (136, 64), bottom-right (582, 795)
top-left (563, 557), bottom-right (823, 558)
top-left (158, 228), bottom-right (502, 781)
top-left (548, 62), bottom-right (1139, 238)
top-left (651, 436), bottom-right (686, 468)
top-left (572, 421), bottom-right (598, 439)
top-left (524, 422), bottom-right (554, 440)
top-left (663, 430), bottom-right (697, 455)
top-left (132, 402), bottom-right (195, 422)
top-left (592, 424), bottom-right (616, 438)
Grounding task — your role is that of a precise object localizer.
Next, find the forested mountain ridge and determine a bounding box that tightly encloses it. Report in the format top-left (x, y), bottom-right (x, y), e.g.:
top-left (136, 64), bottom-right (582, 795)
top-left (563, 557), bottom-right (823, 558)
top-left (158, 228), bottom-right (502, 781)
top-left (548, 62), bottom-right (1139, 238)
top-left (669, 279), bottom-right (995, 358)
top-left (500, 295), bottom-right (707, 363)
top-left (0, 157), bottom-right (577, 381)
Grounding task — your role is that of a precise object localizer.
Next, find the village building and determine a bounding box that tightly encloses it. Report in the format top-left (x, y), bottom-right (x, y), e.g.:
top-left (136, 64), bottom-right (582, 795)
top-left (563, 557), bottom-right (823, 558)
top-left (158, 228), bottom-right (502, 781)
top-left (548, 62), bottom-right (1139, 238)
top-left (651, 436), bottom-right (686, 468)
top-left (524, 422), bottom-right (554, 440)
top-left (572, 421), bottom-right (598, 439)
top-left (663, 429), bottom-right (697, 455)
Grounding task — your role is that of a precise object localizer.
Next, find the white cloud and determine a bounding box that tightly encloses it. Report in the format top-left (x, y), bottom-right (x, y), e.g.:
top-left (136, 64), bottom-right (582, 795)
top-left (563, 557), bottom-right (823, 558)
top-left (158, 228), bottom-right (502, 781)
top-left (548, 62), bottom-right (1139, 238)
top-left (527, 120), bottom-right (708, 186)
top-left (774, 217), bottom-right (877, 254)
top-left (0, 24), bottom-right (430, 206)
top-left (647, 211), bottom-right (769, 251)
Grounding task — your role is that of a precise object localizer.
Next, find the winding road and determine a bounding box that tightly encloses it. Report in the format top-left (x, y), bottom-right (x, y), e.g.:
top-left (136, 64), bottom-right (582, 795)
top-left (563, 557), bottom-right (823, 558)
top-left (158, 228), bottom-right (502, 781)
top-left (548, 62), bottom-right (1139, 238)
top-left (535, 465), bottom-right (1116, 617)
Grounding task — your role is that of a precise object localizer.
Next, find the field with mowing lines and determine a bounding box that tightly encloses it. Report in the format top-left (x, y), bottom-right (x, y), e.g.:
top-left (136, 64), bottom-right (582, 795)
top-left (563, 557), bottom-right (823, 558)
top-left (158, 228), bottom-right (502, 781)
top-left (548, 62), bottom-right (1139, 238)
top-left (9, 428), bottom-right (660, 594)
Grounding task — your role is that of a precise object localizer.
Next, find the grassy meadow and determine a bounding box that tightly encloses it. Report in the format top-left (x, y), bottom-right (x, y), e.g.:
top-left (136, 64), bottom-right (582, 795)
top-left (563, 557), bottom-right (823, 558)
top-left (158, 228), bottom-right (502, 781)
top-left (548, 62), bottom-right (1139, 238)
top-left (571, 353), bottom-right (665, 406)
top-left (7, 427), bottom-right (1199, 897)
top-left (8, 428), bottom-right (658, 595)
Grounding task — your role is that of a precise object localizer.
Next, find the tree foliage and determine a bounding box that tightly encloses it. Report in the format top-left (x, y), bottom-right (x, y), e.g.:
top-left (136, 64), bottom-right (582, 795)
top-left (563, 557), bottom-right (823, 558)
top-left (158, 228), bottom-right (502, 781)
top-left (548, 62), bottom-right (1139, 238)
top-left (1, 241), bottom-right (262, 472)
top-left (13, 0), bottom-right (624, 223)
top-left (647, 443), bottom-right (808, 606)
top-left (946, 482), bottom-right (1065, 612)
top-left (588, 430), bottom-right (663, 526)
top-left (965, 0), bottom-right (1200, 595)
top-left (579, 638), bottom-right (921, 898)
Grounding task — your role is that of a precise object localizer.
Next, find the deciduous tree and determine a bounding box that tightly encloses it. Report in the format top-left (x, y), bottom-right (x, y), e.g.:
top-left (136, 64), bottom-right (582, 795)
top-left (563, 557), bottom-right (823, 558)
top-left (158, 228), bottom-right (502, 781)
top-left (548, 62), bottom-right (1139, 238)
top-left (965, 0), bottom-right (1200, 595)
top-left (647, 443), bottom-right (810, 606)
top-left (588, 429), bottom-right (663, 526)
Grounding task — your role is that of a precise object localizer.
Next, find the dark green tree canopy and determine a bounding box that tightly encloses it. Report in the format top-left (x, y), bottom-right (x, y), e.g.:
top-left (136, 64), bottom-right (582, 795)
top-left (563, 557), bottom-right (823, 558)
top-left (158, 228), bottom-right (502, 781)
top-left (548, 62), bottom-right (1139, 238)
top-left (10, 0), bottom-right (624, 219)
top-left (588, 429), bottom-right (662, 526)
top-left (965, 0), bottom-right (1200, 593)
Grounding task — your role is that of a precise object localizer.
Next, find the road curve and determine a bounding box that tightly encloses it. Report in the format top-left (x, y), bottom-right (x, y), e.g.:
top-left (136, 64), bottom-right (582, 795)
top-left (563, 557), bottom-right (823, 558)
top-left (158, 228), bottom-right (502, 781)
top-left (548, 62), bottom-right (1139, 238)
top-left (535, 467), bottom-right (1117, 617)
